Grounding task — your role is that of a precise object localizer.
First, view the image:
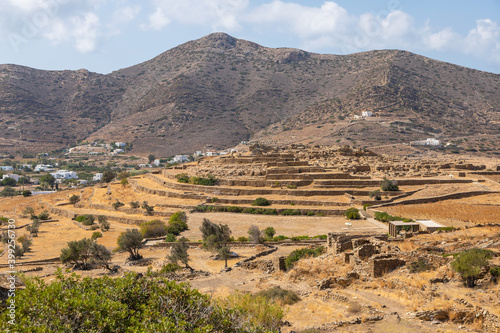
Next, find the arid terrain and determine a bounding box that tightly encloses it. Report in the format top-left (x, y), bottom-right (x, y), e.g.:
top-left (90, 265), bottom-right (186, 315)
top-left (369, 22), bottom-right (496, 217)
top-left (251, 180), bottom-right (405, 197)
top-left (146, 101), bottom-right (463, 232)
top-left (1, 146), bottom-right (500, 332)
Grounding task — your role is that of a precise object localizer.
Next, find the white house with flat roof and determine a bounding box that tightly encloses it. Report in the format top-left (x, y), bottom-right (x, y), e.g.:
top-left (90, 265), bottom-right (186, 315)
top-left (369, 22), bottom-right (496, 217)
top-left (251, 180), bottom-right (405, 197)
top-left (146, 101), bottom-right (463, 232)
top-left (0, 166), bottom-right (13, 171)
top-left (34, 164), bottom-right (54, 172)
top-left (93, 173), bottom-right (103, 181)
top-left (50, 170), bottom-right (78, 180)
top-left (173, 155), bottom-right (189, 163)
top-left (2, 174), bottom-right (20, 182)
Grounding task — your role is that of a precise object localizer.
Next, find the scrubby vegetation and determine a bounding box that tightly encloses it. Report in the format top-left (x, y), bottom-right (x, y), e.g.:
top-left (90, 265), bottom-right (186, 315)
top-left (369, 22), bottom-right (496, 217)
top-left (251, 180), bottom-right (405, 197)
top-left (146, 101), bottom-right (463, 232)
top-left (380, 177), bottom-right (399, 191)
top-left (251, 197), bottom-right (271, 206)
top-left (140, 220), bottom-right (168, 238)
top-left (284, 246), bottom-right (325, 270)
top-left (451, 248), bottom-right (492, 287)
top-left (256, 286), bottom-right (300, 305)
top-left (0, 271), bottom-right (284, 332)
top-left (176, 173), bottom-right (218, 186)
top-left (344, 207), bottom-right (360, 219)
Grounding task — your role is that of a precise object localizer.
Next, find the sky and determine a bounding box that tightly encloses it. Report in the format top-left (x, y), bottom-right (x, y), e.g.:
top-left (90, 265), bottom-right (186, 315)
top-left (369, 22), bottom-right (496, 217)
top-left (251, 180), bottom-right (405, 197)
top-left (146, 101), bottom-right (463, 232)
top-left (0, 0), bottom-right (499, 74)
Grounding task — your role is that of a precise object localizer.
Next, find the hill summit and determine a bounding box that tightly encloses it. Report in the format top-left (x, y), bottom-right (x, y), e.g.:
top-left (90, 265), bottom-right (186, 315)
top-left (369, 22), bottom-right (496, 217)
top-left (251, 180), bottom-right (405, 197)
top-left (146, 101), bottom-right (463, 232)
top-left (0, 33), bottom-right (499, 155)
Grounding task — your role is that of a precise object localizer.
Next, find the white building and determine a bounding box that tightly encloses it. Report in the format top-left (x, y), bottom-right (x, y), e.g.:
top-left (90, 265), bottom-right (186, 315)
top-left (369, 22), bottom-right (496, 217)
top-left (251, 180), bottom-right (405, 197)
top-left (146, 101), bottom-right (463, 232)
top-left (93, 173), bottom-right (103, 181)
top-left (153, 159), bottom-right (161, 166)
top-left (425, 138), bottom-right (440, 146)
top-left (50, 170), bottom-right (78, 180)
top-left (115, 142), bottom-right (126, 147)
top-left (205, 151), bottom-right (217, 157)
top-left (194, 151), bottom-right (203, 157)
top-left (0, 166), bottom-right (14, 171)
top-left (361, 111), bottom-right (373, 117)
top-left (34, 164), bottom-right (54, 172)
top-left (173, 155), bottom-right (189, 163)
top-left (2, 174), bottom-right (20, 182)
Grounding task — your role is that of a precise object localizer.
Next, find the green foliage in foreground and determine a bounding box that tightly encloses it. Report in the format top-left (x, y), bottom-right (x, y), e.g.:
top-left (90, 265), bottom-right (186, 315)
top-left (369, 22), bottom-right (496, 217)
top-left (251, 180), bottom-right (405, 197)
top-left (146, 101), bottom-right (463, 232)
top-left (0, 271), bottom-right (284, 332)
top-left (451, 248), bottom-right (492, 287)
top-left (344, 207), bottom-right (360, 220)
top-left (284, 246), bottom-right (325, 270)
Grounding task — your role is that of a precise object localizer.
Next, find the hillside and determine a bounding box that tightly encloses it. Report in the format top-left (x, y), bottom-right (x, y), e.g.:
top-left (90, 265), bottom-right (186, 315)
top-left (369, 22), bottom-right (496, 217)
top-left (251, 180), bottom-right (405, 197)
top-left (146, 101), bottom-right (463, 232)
top-left (0, 33), bottom-right (499, 156)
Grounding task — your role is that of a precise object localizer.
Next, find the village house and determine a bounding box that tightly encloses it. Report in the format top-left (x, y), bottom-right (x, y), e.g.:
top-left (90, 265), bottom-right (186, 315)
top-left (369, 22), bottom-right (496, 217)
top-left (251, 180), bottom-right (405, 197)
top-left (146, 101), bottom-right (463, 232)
top-left (173, 155), bottom-right (189, 163)
top-left (34, 164), bottom-right (55, 172)
top-left (50, 170), bottom-right (78, 180)
top-left (2, 174), bottom-right (20, 182)
top-left (0, 166), bottom-right (14, 171)
top-left (93, 173), bottom-right (103, 181)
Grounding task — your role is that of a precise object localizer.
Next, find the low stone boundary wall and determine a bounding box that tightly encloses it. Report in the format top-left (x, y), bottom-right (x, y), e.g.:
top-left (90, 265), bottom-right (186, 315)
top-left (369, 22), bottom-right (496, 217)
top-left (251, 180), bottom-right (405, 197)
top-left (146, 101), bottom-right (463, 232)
top-left (233, 246), bottom-right (278, 267)
top-left (0, 257), bottom-right (60, 268)
top-left (371, 191), bottom-right (500, 208)
top-left (205, 198), bottom-right (351, 207)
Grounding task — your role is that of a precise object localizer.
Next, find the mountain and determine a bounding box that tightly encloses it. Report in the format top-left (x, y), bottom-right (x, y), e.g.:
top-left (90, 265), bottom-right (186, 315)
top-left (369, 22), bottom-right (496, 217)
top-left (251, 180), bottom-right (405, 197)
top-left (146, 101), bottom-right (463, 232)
top-left (0, 32), bottom-right (499, 156)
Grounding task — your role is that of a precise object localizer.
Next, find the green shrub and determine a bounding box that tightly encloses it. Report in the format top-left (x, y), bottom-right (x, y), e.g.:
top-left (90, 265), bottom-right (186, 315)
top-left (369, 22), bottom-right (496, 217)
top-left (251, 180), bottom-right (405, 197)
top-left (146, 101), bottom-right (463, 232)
top-left (187, 174), bottom-right (217, 186)
top-left (291, 236), bottom-right (310, 241)
top-left (272, 235), bottom-right (289, 241)
top-left (490, 266), bottom-right (500, 277)
top-left (380, 178), bottom-right (399, 191)
top-left (69, 194), bottom-right (80, 204)
top-left (140, 220), bottom-right (168, 238)
top-left (280, 209), bottom-right (301, 216)
top-left (263, 227), bottom-right (276, 239)
top-left (37, 211), bottom-right (50, 220)
top-left (91, 231), bottom-right (103, 240)
top-left (285, 246), bottom-right (325, 270)
top-left (313, 235), bottom-right (327, 240)
top-left (98, 215), bottom-right (110, 231)
top-left (156, 263), bottom-right (182, 275)
top-left (287, 184), bottom-right (297, 189)
top-left (165, 233), bottom-right (176, 242)
top-left (363, 203), bottom-right (372, 211)
top-left (437, 227), bottom-right (454, 232)
top-left (167, 212), bottom-right (188, 235)
top-left (252, 197), bottom-right (271, 206)
top-left (76, 215), bottom-right (94, 226)
top-left (374, 211), bottom-right (402, 222)
top-left (344, 207), bottom-right (360, 220)
top-left (256, 287), bottom-right (300, 305)
top-left (130, 201), bottom-right (140, 209)
top-left (306, 210), bottom-right (315, 216)
top-left (112, 200), bottom-right (124, 210)
top-left (451, 248), bottom-right (492, 287)
top-left (237, 236), bottom-right (248, 242)
top-left (0, 271), bottom-right (284, 332)
top-left (175, 173), bottom-right (189, 183)
top-left (368, 190), bottom-right (381, 200)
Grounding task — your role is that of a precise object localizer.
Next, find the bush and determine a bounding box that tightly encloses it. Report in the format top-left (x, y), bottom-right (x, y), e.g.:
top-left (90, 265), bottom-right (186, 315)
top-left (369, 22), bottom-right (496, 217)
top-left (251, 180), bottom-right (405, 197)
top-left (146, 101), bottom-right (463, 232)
top-left (380, 178), bottom-right (399, 191)
top-left (285, 247), bottom-right (325, 270)
top-left (368, 190), bottom-right (381, 200)
top-left (374, 211), bottom-right (402, 222)
top-left (344, 207), bottom-right (360, 219)
top-left (130, 201), bottom-right (140, 209)
top-left (76, 214), bottom-right (95, 226)
top-left (189, 174), bottom-right (217, 186)
top-left (37, 211), bottom-right (50, 220)
top-left (237, 236), bottom-right (248, 242)
top-left (248, 225), bottom-right (262, 244)
top-left (256, 287), bottom-right (300, 305)
top-left (165, 233), bottom-right (176, 242)
top-left (286, 184), bottom-right (297, 189)
top-left (437, 227), bottom-right (454, 232)
top-left (306, 210), bottom-right (315, 216)
top-left (251, 197), bottom-right (271, 206)
top-left (98, 215), bottom-right (110, 231)
top-left (112, 200), bottom-right (124, 210)
top-left (363, 203), bottom-right (372, 211)
top-left (91, 231), bottom-right (103, 240)
top-left (141, 201), bottom-right (154, 216)
top-left (26, 220), bottom-right (40, 237)
top-left (0, 272), bottom-right (280, 332)
top-left (140, 220), bottom-right (168, 238)
top-left (175, 173), bottom-right (189, 183)
top-left (263, 227), bottom-right (276, 239)
top-left (451, 248), bottom-right (492, 287)
top-left (69, 194), bottom-right (80, 205)
top-left (490, 266), bottom-right (500, 277)
top-left (22, 190), bottom-right (32, 197)
top-left (280, 209), bottom-right (301, 216)
top-left (167, 212), bottom-right (188, 235)
top-left (272, 235), bottom-right (289, 241)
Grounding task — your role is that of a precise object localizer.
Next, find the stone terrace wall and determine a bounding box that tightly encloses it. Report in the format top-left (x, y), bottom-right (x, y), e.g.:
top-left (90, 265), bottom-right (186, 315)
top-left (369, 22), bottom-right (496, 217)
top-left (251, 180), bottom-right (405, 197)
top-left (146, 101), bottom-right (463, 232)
top-left (372, 191), bottom-right (500, 208)
top-left (369, 254), bottom-right (406, 277)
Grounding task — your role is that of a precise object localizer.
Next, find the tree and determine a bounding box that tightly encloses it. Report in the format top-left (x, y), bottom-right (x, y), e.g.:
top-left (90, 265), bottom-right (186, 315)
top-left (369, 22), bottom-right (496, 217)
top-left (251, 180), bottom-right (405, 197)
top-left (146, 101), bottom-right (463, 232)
top-left (120, 178), bottom-right (129, 187)
top-left (451, 248), bottom-right (492, 287)
top-left (98, 215), bottom-right (110, 231)
top-left (380, 177), bottom-right (399, 191)
top-left (141, 201), bottom-right (154, 216)
top-left (40, 174), bottom-right (56, 188)
top-left (140, 220), bottom-right (168, 238)
top-left (26, 220), bottom-right (40, 237)
top-left (60, 238), bottom-right (112, 270)
top-left (200, 218), bottom-right (232, 268)
top-left (102, 170), bottom-right (116, 183)
top-left (264, 227), bottom-right (276, 240)
top-left (1, 177), bottom-right (17, 187)
top-left (368, 190), bottom-right (381, 200)
top-left (23, 206), bottom-right (35, 217)
top-left (148, 154), bottom-right (156, 164)
top-left (69, 194), bottom-right (80, 205)
top-left (117, 229), bottom-right (143, 261)
top-left (22, 190), bottom-right (32, 197)
top-left (130, 201), bottom-right (140, 209)
top-left (167, 237), bottom-right (192, 271)
top-left (112, 200), bottom-right (124, 210)
top-left (248, 225), bottom-right (262, 244)
top-left (0, 186), bottom-right (16, 197)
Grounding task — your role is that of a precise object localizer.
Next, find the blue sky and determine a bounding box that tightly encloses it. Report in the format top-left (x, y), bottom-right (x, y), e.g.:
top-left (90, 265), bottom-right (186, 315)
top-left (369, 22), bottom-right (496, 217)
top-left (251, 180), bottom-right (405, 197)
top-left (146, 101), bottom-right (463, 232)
top-left (0, 0), bottom-right (499, 74)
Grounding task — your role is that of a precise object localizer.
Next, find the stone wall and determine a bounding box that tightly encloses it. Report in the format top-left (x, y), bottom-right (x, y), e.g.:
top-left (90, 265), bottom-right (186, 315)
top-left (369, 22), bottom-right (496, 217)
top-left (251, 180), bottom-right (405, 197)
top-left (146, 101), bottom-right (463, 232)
top-left (369, 254), bottom-right (406, 277)
top-left (372, 190), bottom-right (499, 208)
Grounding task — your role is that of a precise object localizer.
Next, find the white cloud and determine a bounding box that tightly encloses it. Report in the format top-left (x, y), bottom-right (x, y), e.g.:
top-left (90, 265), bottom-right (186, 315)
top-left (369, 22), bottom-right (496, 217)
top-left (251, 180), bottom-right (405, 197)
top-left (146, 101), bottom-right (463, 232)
top-left (112, 5), bottom-right (141, 25)
top-left (72, 12), bottom-right (100, 53)
top-left (423, 27), bottom-right (458, 51)
top-left (142, 7), bottom-right (171, 30)
top-left (147, 0), bottom-right (249, 31)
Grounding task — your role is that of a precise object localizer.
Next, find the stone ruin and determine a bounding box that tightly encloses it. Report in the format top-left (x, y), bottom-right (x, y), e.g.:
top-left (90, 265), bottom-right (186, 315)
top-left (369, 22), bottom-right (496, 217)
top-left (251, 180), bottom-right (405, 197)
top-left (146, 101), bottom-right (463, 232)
top-left (327, 233), bottom-right (406, 277)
